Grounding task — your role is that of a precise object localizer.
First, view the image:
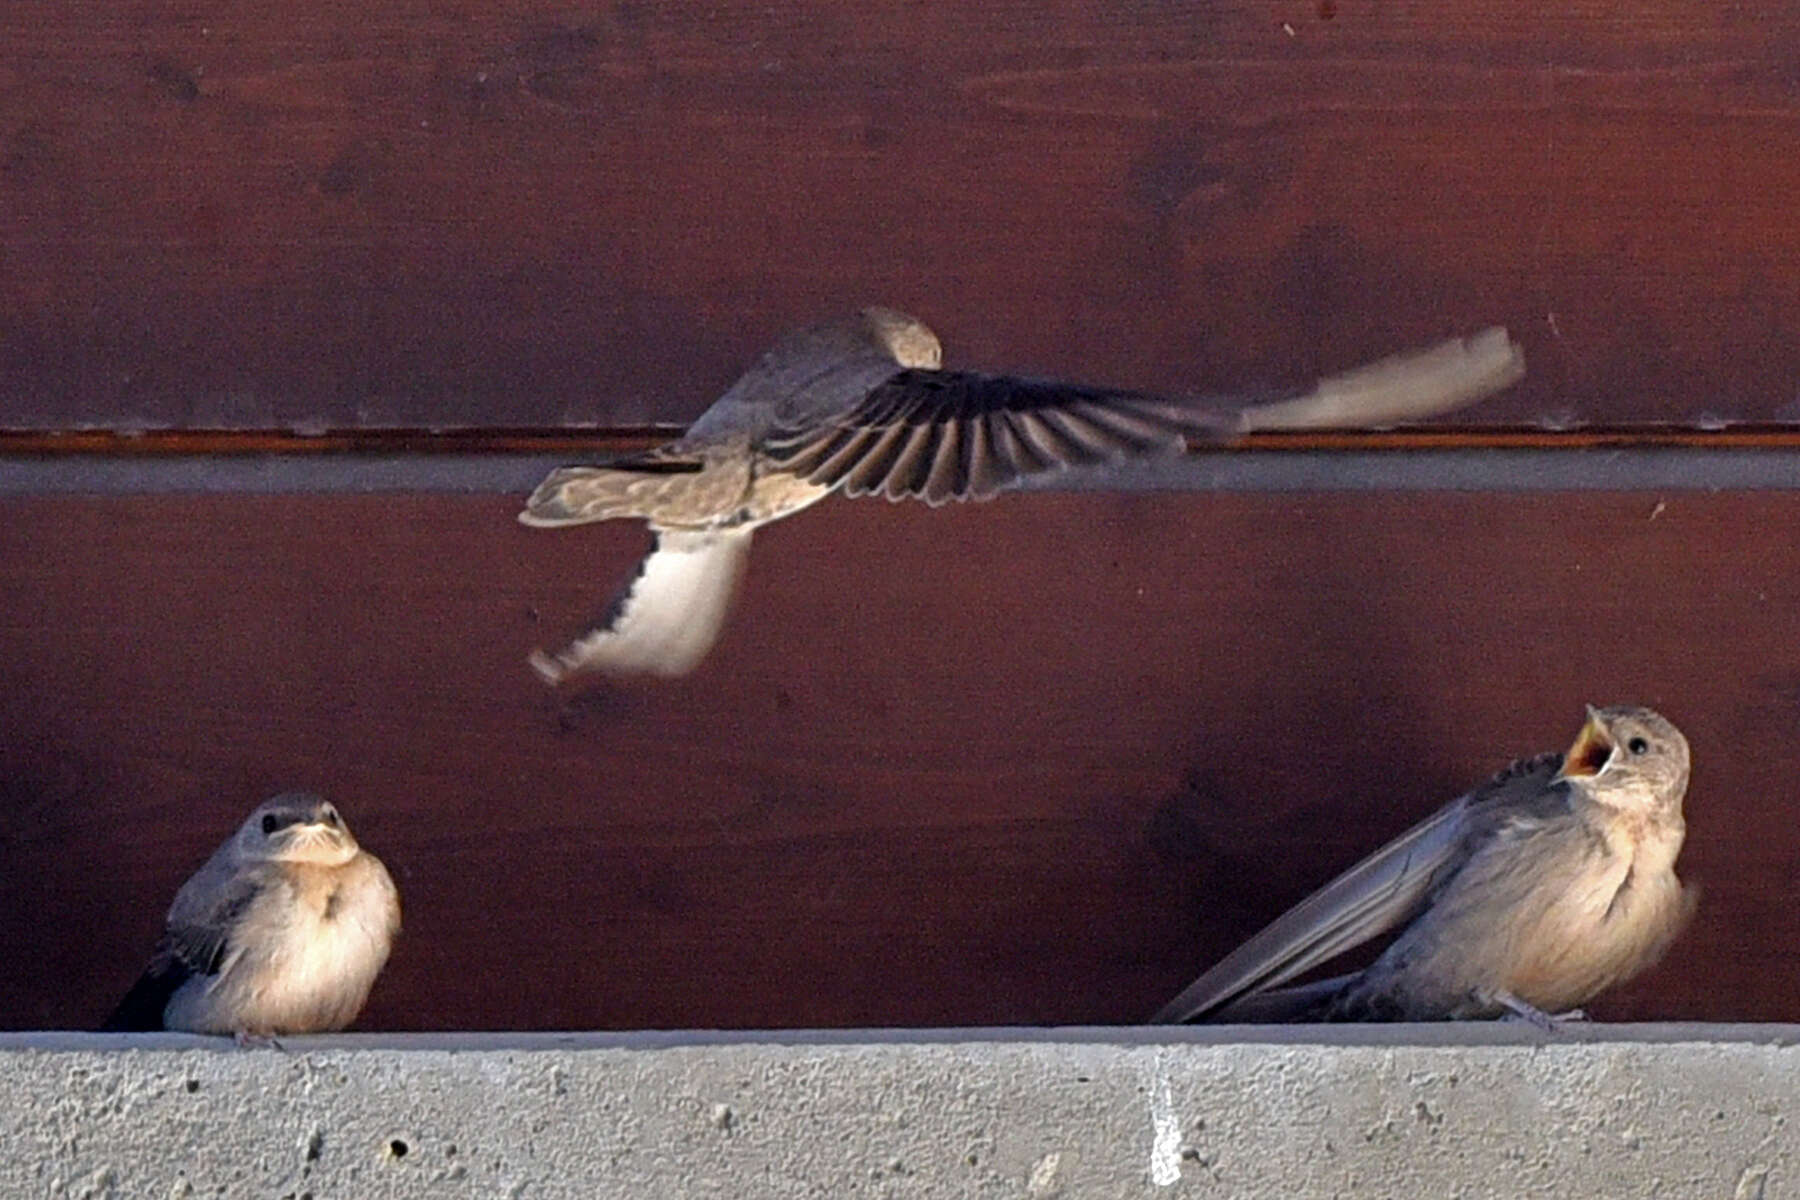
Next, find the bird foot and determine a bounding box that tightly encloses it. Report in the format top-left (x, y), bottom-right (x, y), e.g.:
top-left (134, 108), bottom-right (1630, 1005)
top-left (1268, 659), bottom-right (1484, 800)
top-left (1492, 991), bottom-right (1568, 1033)
top-left (528, 648), bottom-right (570, 686)
top-left (232, 1031), bottom-right (287, 1052)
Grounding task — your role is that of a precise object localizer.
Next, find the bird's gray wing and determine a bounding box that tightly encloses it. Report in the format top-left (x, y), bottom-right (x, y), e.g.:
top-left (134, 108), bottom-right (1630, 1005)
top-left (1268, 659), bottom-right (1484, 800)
top-left (762, 370), bottom-right (1229, 505)
top-left (684, 311), bottom-right (936, 446)
top-left (163, 870), bottom-right (270, 980)
top-left (102, 870), bottom-right (268, 1031)
top-left (1150, 753), bottom-right (1566, 1024)
top-left (763, 328), bottom-right (1524, 506)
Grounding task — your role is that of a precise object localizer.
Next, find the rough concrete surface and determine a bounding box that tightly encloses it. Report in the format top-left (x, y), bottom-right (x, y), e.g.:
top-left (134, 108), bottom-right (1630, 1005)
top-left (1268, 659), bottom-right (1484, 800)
top-left (3, 1027), bottom-right (1796, 1197)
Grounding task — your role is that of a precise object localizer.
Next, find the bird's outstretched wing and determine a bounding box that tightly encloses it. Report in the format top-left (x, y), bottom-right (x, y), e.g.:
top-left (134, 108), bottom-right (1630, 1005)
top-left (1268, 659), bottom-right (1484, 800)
top-left (763, 371), bottom-right (1229, 505)
top-left (765, 328), bottom-right (1524, 506)
top-left (1150, 753), bottom-right (1565, 1024)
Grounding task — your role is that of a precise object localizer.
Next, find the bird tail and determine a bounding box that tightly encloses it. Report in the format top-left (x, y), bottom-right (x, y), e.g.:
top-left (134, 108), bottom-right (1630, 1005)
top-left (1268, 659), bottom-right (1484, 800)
top-left (529, 527), bottom-right (755, 683)
top-left (517, 457), bottom-right (709, 528)
top-left (1164, 974), bottom-right (1357, 1024)
top-left (100, 964), bottom-right (187, 1032)
top-left (1238, 327), bottom-right (1525, 431)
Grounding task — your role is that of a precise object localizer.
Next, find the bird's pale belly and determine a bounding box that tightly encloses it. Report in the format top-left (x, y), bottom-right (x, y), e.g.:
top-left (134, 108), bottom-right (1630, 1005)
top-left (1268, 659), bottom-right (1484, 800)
top-left (169, 893), bottom-right (393, 1035)
top-left (1503, 869), bottom-right (1679, 1012)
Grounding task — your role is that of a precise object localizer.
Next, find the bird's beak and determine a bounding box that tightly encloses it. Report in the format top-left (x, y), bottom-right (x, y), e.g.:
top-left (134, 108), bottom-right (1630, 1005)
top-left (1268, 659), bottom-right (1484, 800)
top-left (294, 820), bottom-right (347, 846)
top-left (1555, 705), bottom-right (1615, 779)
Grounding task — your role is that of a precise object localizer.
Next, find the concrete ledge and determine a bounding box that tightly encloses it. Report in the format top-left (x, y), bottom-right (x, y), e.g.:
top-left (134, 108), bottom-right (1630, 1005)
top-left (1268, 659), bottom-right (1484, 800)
top-left (6, 1027), bottom-right (1797, 1197)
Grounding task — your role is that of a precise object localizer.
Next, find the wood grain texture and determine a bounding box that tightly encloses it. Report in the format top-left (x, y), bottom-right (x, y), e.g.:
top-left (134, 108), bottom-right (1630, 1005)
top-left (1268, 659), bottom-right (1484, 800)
top-left (0, 488), bottom-right (1793, 1029)
top-left (4, 3), bottom-right (1800, 429)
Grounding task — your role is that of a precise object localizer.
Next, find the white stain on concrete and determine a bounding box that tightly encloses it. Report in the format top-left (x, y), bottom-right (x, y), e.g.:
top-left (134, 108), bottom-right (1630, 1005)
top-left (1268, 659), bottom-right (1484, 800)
top-left (1148, 1049), bottom-right (1182, 1186)
top-left (1027, 1150), bottom-right (1063, 1195)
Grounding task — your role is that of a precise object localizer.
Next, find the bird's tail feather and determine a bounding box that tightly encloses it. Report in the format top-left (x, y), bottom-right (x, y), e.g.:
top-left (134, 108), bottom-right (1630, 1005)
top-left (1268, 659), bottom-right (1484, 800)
top-left (100, 963), bottom-right (188, 1032)
top-left (1239, 327), bottom-right (1525, 431)
top-left (1189, 974), bottom-right (1357, 1024)
top-left (529, 528), bottom-right (755, 683)
top-left (517, 458), bottom-right (708, 528)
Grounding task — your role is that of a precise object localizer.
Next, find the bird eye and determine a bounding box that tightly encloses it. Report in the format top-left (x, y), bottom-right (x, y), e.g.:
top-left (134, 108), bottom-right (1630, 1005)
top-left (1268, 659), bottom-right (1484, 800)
top-left (1627, 737), bottom-right (1649, 755)
top-left (260, 814), bottom-right (278, 835)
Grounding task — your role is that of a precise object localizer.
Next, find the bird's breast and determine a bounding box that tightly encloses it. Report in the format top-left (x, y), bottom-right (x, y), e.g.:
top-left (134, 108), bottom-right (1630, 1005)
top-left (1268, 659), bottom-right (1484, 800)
top-left (199, 857), bottom-right (398, 1035)
top-left (1503, 820), bottom-right (1686, 1011)
top-left (275, 861), bottom-right (396, 995)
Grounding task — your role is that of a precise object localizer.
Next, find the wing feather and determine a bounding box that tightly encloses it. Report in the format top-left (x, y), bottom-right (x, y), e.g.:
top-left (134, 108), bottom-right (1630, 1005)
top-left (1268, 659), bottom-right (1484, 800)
top-left (762, 327), bottom-right (1523, 504)
top-left (102, 872), bottom-right (267, 1031)
top-left (763, 370), bottom-right (1214, 502)
top-left (1150, 755), bottom-right (1566, 1023)
top-left (517, 449), bottom-right (711, 528)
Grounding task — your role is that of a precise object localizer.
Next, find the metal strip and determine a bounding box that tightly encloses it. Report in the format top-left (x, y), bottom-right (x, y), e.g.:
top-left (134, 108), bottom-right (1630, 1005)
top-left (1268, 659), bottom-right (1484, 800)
top-left (4, 446), bottom-right (1800, 494)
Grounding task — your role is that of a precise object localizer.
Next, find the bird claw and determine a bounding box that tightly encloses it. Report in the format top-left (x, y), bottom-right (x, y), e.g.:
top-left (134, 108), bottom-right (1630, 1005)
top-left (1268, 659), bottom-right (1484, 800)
top-left (232, 1031), bottom-right (288, 1052)
top-left (1492, 991), bottom-right (1567, 1033)
top-left (528, 648), bottom-right (569, 686)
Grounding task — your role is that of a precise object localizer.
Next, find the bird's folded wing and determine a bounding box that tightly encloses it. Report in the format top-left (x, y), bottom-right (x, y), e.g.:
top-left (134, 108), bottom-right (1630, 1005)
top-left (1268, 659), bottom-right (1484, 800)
top-left (529, 527), bottom-right (755, 682)
top-left (1237, 327), bottom-right (1525, 431)
top-left (165, 873), bottom-right (267, 979)
top-left (762, 370), bottom-right (1232, 505)
top-left (1149, 801), bottom-right (1474, 1024)
top-left (1150, 752), bottom-right (1566, 1024)
top-left (101, 874), bottom-right (266, 1031)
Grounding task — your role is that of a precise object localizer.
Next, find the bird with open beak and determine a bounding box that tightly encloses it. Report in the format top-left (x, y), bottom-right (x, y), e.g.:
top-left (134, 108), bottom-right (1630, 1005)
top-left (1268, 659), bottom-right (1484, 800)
top-left (103, 793), bottom-right (401, 1037)
top-left (520, 308), bottom-right (1525, 682)
top-left (1151, 705), bottom-right (1692, 1026)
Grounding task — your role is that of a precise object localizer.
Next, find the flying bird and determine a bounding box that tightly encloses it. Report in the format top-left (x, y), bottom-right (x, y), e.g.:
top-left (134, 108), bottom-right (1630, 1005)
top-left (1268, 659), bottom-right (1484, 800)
top-left (1151, 705), bottom-right (1692, 1026)
top-left (521, 308), bottom-right (1525, 682)
top-left (103, 793), bottom-right (401, 1037)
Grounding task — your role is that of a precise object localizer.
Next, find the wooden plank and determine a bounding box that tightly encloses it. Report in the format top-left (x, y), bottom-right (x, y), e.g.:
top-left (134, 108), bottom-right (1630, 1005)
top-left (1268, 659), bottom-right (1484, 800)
top-left (4, 4), bottom-right (1800, 428)
top-left (0, 488), bottom-right (1788, 1029)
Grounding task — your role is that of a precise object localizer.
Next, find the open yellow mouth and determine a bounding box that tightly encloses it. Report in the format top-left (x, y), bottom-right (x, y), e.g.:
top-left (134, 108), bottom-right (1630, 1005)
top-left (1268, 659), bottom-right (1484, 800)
top-left (1559, 712), bottom-right (1614, 777)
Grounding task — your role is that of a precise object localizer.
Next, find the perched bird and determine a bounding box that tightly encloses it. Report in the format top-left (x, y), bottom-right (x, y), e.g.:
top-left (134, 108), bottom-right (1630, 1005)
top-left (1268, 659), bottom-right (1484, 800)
top-left (1151, 705), bottom-right (1693, 1026)
top-left (520, 308), bottom-right (1525, 682)
top-left (103, 793), bottom-right (401, 1037)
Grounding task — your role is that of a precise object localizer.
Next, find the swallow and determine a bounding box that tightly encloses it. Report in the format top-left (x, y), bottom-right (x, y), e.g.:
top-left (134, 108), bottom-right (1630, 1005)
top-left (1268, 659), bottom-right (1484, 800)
top-left (103, 793), bottom-right (401, 1037)
top-left (520, 308), bottom-right (1525, 681)
top-left (1152, 705), bottom-right (1692, 1026)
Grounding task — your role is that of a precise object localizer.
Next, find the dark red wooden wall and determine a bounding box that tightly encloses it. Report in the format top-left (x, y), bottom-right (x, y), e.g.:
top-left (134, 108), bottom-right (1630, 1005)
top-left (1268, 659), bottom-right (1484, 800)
top-left (3, 4), bottom-right (1798, 1030)
top-left (5, 3), bottom-right (1800, 428)
top-left (2, 489), bottom-right (1795, 1029)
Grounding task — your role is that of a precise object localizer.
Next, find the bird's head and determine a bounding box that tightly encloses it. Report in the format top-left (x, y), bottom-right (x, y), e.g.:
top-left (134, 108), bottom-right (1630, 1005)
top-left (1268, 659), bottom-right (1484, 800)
top-left (235, 793), bottom-right (361, 866)
top-left (1553, 704), bottom-right (1690, 812)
